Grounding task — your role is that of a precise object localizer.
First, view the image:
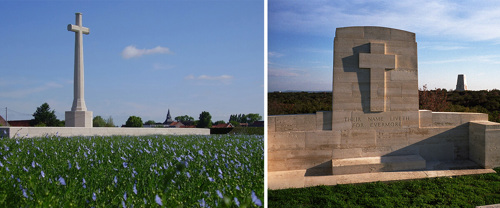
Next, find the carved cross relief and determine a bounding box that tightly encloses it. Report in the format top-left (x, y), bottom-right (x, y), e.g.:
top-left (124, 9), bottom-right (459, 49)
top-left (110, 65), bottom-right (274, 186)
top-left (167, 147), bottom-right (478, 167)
top-left (359, 42), bottom-right (396, 112)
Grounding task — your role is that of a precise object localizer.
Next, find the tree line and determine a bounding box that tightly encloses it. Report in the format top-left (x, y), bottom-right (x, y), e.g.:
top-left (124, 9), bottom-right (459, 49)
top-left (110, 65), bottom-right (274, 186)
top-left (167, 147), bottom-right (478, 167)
top-left (269, 89), bottom-right (500, 123)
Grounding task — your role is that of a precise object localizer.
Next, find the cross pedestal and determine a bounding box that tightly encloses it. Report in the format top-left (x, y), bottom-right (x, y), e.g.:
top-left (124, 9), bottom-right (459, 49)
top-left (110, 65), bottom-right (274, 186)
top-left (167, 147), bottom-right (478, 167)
top-left (65, 13), bottom-right (92, 127)
top-left (359, 42), bottom-right (396, 112)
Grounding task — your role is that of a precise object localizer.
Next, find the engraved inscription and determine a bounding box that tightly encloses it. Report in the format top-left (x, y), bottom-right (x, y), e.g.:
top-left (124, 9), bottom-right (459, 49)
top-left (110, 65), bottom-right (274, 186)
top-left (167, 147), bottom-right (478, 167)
top-left (344, 115), bottom-right (411, 128)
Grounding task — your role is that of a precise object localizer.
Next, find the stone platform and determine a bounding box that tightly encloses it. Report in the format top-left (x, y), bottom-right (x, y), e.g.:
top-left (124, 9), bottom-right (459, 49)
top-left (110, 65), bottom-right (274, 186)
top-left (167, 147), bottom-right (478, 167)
top-left (0, 127), bottom-right (210, 138)
top-left (269, 163), bottom-right (496, 190)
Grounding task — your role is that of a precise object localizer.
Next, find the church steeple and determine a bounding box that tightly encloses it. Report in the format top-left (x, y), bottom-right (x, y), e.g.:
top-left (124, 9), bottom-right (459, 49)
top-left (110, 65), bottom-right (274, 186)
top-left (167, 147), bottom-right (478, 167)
top-left (163, 109), bottom-right (173, 124)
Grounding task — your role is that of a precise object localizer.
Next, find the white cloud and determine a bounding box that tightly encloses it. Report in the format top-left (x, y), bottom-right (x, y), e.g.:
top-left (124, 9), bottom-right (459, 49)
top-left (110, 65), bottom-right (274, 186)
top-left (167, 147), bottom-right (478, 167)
top-left (269, 51), bottom-right (284, 58)
top-left (184, 74), bottom-right (234, 84)
top-left (270, 0), bottom-right (500, 42)
top-left (121, 45), bottom-right (173, 59)
top-left (268, 69), bottom-right (300, 77)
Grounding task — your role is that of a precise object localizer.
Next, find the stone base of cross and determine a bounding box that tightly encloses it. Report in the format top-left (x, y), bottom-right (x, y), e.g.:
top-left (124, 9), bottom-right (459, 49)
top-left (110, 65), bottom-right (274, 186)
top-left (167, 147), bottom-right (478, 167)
top-left (359, 42), bottom-right (396, 112)
top-left (65, 111), bottom-right (93, 127)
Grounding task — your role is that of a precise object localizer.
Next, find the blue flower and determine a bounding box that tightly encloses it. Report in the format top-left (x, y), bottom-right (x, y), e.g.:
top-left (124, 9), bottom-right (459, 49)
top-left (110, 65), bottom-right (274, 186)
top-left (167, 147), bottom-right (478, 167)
top-left (186, 172), bottom-right (191, 178)
top-left (58, 176), bottom-right (66, 186)
top-left (208, 177), bottom-right (214, 182)
top-left (92, 192), bottom-right (96, 201)
top-left (198, 198), bottom-right (206, 207)
top-left (123, 191), bottom-right (127, 200)
top-left (41, 171), bottom-right (45, 178)
top-left (251, 191), bottom-right (262, 206)
top-left (22, 189), bottom-right (28, 198)
top-left (155, 194), bottom-right (162, 206)
top-left (133, 183), bottom-right (137, 195)
top-left (216, 190), bottom-right (223, 198)
top-left (123, 162), bottom-right (128, 168)
top-left (31, 161), bottom-right (35, 168)
top-left (234, 197), bottom-right (240, 206)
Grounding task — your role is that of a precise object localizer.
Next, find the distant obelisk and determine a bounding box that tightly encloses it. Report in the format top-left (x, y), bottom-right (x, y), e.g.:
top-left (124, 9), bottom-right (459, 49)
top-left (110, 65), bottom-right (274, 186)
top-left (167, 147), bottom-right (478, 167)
top-left (456, 74), bottom-right (468, 91)
top-left (65, 13), bottom-right (93, 127)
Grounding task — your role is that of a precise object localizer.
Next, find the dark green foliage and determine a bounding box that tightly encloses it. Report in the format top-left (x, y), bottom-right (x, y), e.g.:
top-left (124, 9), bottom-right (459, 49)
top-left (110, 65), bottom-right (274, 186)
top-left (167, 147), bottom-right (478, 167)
top-left (269, 168), bottom-right (500, 207)
top-left (93, 116), bottom-right (106, 127)
top-left (94, 116), bottom-right (116, 127)
top-left (144, 120), bottom-right (156, 125)
top-left (268, 90), bottom-right (500, 123)
top-left (214, 120), bottom-right (226, 125)
top-left (175, 115), bottom-right (194, 122)
top-left (268, 92), bottom-right (332, 115)
top-left (125, 116), bottom-right (143, 127)
top-left (31, 103), bottom-right (63, 127)
top-left (229, 113), bottom-right (262, 124)
top-left (197, 111), bottom-right (212, 128)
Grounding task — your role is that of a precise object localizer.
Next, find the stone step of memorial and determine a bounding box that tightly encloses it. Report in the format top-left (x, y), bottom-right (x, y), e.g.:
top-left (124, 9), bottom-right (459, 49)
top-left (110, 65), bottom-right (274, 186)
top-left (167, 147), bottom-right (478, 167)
top-left (331, 155), bottom-right (426, 175)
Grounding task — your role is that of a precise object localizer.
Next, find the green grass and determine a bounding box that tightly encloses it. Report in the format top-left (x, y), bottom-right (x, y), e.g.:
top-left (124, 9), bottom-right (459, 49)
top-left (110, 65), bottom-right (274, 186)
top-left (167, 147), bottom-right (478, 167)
top-left (0, 134), bottom-right (264, 207)
top-left (269, 168), bottom-right (500, 207)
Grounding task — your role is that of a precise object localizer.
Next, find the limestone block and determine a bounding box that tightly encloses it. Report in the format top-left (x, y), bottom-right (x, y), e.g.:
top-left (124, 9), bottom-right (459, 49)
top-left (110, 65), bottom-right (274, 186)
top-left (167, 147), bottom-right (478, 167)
top-left (268, 116), bottom-right (276, 132)
top-left (334, 52), bottom-right (358, 68)
top-left (331, 155), bottom-right (425, 175)
top-left (386, 86), bottom-right (402, 97)
top-left (315, 111), bottom-right (332, 130)
top-left (341, 129), bottom-right (376, 148)
top-left (370, 42), bottom-right (386, 54)
top-left (361, 146), bottom-right (393, 157)
top-left (332, 111), bottom-right (353, 130)
top-left (459, 113), bottom-right (488, 123)
top-left (419, 110), bottom-right (433, 127)
top-left (407, 127), bottom-right (449, 145)
top-left (332, 148), bottom-right (363, 159)
top-left (286, 149), bottom-right (333, 170)
top-left (275, 114), bottom-right (316, 132)
top-left (364, 27), bottom-right (391, 40)
top-left (385, 45), bottom-right (418, 57)
top-left (305, 130), bottom-right (341, 149)
top-left (268, 131), bottom-right (306, 151)
top-left (333, 38), bottom-right (356, 53)
top-left (268, 170), bottom-right (306, 190)
top-left (395, 55), bottom-right (417, 69)
top-left (401, 81), bottom-right (419, 96)
top-left (389, 29), bottom-right (416, 41)
top-left (359, 53), bottom-right (395, 69)
top-left (335, 27), bottom-right (365, 39)
top-left (419, 143), bottom-right (455, 161)
top-left (65, 111), bottom-right (93, 127)
top-left (391, 70), bottom-right (418, 81)
top-left (470, 121), bottom-right (500, 168)
top-left (376, 129), bottom-right (409, 147)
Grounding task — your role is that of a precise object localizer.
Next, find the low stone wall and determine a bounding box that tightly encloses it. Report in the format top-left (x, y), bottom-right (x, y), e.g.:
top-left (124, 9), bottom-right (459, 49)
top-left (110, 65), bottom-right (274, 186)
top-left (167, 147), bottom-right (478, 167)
top-left (0, 127), bottom-right (210, 138)
top-left (268, 111), bottom-right (489, 173)
top-left (470, 121), bottom-right (500, 168)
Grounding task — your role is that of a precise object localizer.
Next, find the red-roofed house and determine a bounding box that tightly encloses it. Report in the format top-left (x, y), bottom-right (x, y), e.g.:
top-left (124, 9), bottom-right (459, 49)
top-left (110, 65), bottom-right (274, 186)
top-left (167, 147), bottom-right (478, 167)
top-left (211, 123), bottom-right (234, 128)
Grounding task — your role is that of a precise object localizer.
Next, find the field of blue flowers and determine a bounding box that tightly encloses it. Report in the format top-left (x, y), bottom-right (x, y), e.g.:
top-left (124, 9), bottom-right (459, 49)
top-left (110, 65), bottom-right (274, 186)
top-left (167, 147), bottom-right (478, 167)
top-left (0, 134), bottom-right (263, 207)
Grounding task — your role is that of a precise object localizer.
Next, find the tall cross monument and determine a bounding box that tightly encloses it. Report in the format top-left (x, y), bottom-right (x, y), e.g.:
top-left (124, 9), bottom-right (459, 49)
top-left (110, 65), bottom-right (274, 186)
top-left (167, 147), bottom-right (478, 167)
top-left (65, 12), bottom-right (93, 127)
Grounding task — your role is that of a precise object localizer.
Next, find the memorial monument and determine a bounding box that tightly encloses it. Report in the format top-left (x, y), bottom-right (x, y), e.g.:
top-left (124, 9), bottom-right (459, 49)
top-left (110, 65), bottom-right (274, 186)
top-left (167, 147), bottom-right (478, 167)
top-left (65, 12), bottom-right (93, 127)
top-left (456, 74), bottom-right (468, 91)
top-left (0, 13), bottom-right (210, 137)
top-left (268, 26), bottom-right (500, 189)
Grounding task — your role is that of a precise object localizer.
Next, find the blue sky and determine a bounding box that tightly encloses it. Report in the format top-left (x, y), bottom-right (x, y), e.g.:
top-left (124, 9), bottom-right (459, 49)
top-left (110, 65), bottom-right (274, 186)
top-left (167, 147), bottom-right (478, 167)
top-left (0, 0), bottom-right (264, 125)
top-left (269, 0), bottom-right (500, 92)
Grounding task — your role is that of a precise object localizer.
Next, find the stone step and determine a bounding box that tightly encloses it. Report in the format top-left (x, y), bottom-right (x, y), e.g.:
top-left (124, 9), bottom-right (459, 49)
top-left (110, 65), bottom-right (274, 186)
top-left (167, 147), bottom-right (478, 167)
top-left (331, 155), bottom-right (426, 175)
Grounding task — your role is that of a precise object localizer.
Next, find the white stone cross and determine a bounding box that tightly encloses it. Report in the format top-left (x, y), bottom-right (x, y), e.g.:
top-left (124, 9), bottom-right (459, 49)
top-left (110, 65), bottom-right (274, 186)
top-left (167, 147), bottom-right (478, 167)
top-left (67, 13), bottom-right (89, 111)
top-left (359, 42), bottom-right (396, 112)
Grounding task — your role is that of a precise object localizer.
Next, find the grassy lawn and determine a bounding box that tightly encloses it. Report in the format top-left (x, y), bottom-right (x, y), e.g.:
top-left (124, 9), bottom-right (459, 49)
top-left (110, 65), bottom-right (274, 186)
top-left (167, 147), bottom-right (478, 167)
top-left (269, 168), bottom-right (500, 207)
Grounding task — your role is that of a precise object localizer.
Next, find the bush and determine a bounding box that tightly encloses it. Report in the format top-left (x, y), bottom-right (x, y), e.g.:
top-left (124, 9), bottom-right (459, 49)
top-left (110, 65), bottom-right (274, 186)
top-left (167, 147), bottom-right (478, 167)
top-left (125, 116), bottom-right (143, 127)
